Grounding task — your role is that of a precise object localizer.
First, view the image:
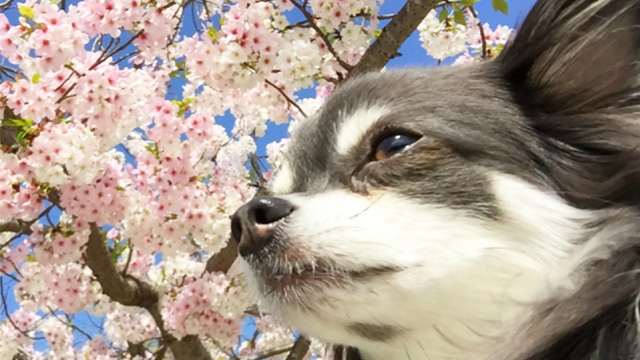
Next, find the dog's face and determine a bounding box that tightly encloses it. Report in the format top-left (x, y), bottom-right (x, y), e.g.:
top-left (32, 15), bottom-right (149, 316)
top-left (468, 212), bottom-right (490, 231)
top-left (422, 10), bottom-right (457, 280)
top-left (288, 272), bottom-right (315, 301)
top-left (234, 68), bottom-right (591, 355)
top-left (231, 0), bottom-right (640, 358)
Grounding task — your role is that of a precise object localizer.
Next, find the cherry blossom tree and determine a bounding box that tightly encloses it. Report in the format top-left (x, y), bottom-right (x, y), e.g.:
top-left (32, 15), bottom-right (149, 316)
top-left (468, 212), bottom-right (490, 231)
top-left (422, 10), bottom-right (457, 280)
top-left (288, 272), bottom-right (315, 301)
top-left (0, 0), bottom-right (513, 358)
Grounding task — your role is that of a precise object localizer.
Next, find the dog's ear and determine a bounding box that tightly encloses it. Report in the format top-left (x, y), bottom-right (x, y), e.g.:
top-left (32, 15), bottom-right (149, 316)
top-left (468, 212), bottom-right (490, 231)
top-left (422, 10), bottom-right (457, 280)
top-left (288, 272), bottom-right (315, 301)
top-left (499, 0), bottom-right (640, 113)
top-left (497, 0), bottom-right (640, 209)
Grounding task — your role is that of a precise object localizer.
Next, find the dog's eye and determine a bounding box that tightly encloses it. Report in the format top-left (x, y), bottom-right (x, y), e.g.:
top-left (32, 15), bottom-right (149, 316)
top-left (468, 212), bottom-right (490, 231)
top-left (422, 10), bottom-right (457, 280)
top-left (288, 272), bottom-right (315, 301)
top-left (373, 133), bottom-right (419, 161)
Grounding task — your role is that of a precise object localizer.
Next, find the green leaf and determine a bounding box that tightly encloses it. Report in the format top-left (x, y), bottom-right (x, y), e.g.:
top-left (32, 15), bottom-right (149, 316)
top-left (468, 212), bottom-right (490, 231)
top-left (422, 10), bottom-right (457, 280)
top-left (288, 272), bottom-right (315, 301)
top-left (3, 118), bottom-right (34, 137)
top-left (207, 26), bottom-right (217, 42)
top-left (25, 254), bottom-right (37, 262)
top-left (110, 242), bottom-right (127, 264)
top-left (453, 10), bottom-right (466, 25)
top-left (61, 230), bottom-right (75, 238)
top-left (438, 8), bottom-right (449, 22)
top-left (15, 131), bottom-right (27, 142)
top-left (145, 143), bottom-right (159, 159)
top-left (2, 119), bottom-right (24, 127)
top-left (373, 28), bottom-right (382, 38)
top-left (31, 73), bottom-right (41, 84)
top-left (18, 4), bottom-right (34, 19)
top-left (171, 97), bottom-right (193, 117)
top-left (493, 43), bottom-right (506, 56)
top-left (492, 0), bottom-right (508, 14)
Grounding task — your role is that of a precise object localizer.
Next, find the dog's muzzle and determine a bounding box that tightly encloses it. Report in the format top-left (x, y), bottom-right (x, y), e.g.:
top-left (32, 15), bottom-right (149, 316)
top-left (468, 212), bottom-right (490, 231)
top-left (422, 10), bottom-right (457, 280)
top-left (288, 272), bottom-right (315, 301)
top-left (231, 197), bottom-right (295, 257)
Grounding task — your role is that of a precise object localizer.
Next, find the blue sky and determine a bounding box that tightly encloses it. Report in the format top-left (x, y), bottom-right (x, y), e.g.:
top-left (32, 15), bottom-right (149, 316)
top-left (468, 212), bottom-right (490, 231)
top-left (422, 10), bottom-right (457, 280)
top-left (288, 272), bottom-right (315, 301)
top-left (0, 0), bottom-right (537, 355)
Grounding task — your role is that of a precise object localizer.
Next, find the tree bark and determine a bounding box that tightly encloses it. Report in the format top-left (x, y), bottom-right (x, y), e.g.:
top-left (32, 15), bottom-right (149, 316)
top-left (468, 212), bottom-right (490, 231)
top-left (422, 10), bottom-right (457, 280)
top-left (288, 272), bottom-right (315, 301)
top-left (348, 0), bottom-right (439, 78)
top-left (285, 336), bottom-right (311, 360)
top-left (83, 223), bottom-right (214, 360)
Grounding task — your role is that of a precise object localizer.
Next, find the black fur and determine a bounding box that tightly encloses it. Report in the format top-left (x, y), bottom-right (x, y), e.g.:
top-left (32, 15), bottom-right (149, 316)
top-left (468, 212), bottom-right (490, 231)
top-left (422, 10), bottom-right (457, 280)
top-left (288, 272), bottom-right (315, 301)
top-left (525, 299), bottom-right (640, 360)
top-left (497, 1), bottom-right (640, 357)
top-left (498, 0), bottom-right (640, 210)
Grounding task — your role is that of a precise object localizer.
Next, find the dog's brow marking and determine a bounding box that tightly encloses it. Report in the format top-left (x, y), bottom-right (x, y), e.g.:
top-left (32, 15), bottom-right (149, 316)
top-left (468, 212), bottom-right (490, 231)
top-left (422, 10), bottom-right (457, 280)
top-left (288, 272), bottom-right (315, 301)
top-left (270, 161), bottom-right (294, 194)
top-left (335, 106), bottom-right (390, 155)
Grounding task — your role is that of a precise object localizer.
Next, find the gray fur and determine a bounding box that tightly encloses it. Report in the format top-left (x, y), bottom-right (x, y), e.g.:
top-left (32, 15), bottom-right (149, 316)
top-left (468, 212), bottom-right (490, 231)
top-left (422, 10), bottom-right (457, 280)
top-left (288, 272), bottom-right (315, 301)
top-left (346, 323), bottom-right (405, 342)
top-left (258, 0), bottom-right (640, 358)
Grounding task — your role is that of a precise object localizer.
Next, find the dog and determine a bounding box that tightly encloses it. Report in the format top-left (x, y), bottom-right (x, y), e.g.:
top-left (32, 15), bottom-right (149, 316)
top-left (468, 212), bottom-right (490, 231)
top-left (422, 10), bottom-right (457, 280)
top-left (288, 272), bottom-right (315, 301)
top-left (230, 0), bottom-right (640, 359)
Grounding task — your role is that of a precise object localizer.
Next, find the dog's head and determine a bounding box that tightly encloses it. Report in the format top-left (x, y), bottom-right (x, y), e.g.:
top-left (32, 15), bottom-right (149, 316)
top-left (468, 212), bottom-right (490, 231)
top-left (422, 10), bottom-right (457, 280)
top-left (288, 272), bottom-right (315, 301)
top-left (231, 0), bottom-right (640, 357)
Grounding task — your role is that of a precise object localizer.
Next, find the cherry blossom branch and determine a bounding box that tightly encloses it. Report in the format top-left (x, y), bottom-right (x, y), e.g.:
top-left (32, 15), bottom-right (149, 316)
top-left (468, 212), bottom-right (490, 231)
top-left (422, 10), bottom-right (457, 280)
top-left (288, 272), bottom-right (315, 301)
top-left (83, 223), bottom-right (157, 307)
top-left (122, 240), bottom-right (134, 275)
top-left (146, 302), bottom-right (214, 360)
top-left (352, 10), bottom-right (395, 21)
top-left (250, 153), bottom-right (267, 189)
top-left (90, 30), bottom-right (143, 70)
top-left (112, 50), bottom-right (140, 65)
top-left (153, 345), bottom-right (168, 360)
top-left (82, 223), bottom-right (214, 360)
top-left (0, 204), bottom-right (55, 249)
top-left (0, 268), bottom-right (20, 282)
top-left (348, 0), bottom-right (440, 77)
top-left (0, 277), bottom-right (43, 341)
top-left (283, 19), bottom-right (311, 31)
top-left (55, 83), bottom-right (77, 104)
top-left (285, 336), bottom-right (311, 360)
top-left (264, 78), bottom-right (308, 118)
top-left (0, 219), bottom-right (35, 234)
top-left (250, 345), bottom-right (295, 360)
top-left (0, 0), bottom-right (13, 12)
top-left (127, 341), bottom-right (147, 357)
top-left (46, 309), bottom-right (93, 341)
top-left (0, 65), bottom-right (18, 81)
top-left (204, 239), bottom-right (238, 274)
top-left (469, 6), bottom-right (488, 58)
top-left (12, 350), bottom-right (30, 360)
top-left (290, 0), bottom-right (353, 71)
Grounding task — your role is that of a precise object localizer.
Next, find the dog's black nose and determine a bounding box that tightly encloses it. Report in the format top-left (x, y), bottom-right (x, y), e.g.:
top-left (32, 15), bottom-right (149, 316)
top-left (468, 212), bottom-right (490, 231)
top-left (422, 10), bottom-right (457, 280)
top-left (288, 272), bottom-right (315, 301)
top-left (231, 197), bottom-right (295, 257)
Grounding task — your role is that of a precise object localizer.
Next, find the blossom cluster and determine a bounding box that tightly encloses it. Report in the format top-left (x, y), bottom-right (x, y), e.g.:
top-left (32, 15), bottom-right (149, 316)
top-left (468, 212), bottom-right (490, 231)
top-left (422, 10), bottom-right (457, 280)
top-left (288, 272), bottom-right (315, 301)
top-left (417, 8), bottom-right (513, 63)
top-left (0, 0), bottom-right (511, 357)
top-left (160, 272), bottom-right (249, 346)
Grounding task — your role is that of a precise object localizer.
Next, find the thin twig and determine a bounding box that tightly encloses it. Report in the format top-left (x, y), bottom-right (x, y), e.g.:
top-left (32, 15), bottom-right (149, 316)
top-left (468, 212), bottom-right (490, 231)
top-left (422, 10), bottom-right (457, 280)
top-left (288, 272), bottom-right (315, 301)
top-left (0, 277), bottom-right (42, 340)
top-left (46, 309), bottom-right (93, 341)
top-left (90, 31), bottom-right (143, 70)
top-left (122, 240), bottom-right (134, 275)
top-left (249, 153), bottom-right (266, 189)
top-left (63, 64), bottom-right (82, 77)
top-left (264, 79), bottom-right (307, 118)
top-left (56, 83), bottom-right (77, 104)
top-left (0, 204), bottom-right (55, 249)
top-left (291, 0), bottom-right (353, 71)
top-left (469, 6), bottom-right (488, 58)
top-left (0, 0), bottom-right (14, 11)
top-left (0, 268), bottom-right (20, 282)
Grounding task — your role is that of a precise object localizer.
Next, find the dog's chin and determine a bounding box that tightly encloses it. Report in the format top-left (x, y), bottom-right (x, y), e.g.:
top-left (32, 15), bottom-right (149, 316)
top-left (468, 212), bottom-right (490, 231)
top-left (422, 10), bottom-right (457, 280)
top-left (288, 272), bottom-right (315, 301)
top-left (243, 253), bottom-right (400, 306)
